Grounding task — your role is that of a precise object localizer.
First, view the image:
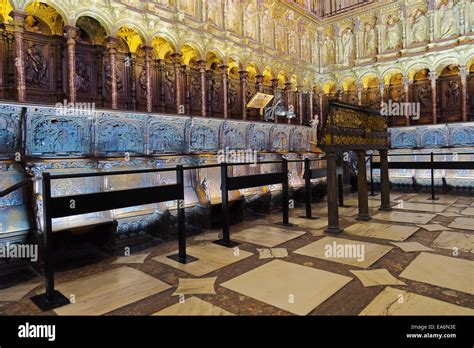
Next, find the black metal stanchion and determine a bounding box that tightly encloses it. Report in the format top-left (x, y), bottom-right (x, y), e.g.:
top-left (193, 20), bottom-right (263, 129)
top-left (428, 152), bottom-right (439, 201)
top-left (337, 172), bottom-right (349, 208)
top-left (214, 162), bottom-right (239, 248)
top-left (369, 154), bottom-right (376, 196)
top-left (168, 165), bottom-right (198, 264)
top-left (30, 172), bottom-right (70, 311)
top-left (300, 158), bottom-right (319, 220)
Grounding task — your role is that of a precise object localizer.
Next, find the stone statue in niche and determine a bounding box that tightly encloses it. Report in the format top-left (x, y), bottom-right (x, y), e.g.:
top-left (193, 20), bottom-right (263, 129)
top-left (322, 36), bottom-right (335, 65)
top-left (261, 8), bottom-right (274, 47)
top-left (341, 28), bottom-right (353, 66)
top-left (275, 20), bottom-right (286, 51)
top-left (25, 43), bottom-right (48, 88)
top-left (411, 8), bottom-right (427, 43)
top-left (245, 1), bottom-right (258, 40)
top-left (227, 0), bottom-right (241, 34)
top-left (446, 80), bottom-right (461, 106)
top-left (385, 15), bottom-right (401, 50)
top-left (439, 0), bottom-right (456, 38)
top-left (363, 23), bottom-right (377, 56)
top-left (164, 69), bottom-right (175, 104)
top-left (206, 0), bottom-right (221, 26)
top-left (288, 29), bottom-right (298, 57)
top-left (75, 57), bottom-right (90, 93)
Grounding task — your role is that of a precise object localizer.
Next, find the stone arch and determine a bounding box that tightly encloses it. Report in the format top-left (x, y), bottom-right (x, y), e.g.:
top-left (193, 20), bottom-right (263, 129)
top-left (73, 10), bottom-right (113, 37)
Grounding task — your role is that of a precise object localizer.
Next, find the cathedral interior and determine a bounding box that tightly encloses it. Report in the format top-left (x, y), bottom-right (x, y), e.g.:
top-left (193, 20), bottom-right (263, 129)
top-left (0, 0), bottom-right (473, 320)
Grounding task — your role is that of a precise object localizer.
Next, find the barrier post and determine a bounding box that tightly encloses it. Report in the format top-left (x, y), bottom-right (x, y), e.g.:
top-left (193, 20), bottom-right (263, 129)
top-left (168, 165), bottom-right (198, 264)
top-left (30, 172), bottom-right (70, 311)
top-left (428, 152), bottom-right (439, 201)
top-left (300, 158), bottom-right (319, 220)
top-left (214, 162), bottom-right (239, 248)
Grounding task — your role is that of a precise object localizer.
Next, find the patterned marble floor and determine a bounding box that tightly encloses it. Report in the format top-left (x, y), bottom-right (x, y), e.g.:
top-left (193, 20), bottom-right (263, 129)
top-left (1, 192), bottom-right (473, 316)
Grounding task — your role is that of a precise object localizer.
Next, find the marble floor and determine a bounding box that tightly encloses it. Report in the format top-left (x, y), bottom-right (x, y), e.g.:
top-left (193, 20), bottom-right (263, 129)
top-left (0, 192), bottom-right (473, 316)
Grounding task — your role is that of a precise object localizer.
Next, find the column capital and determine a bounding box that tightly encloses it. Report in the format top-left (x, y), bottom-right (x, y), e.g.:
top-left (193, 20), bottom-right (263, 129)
top-left (219, 64), bottom-right (229, 74)
top-left (239, 70), bottom-right (248, 79)
top-left (459, 66), bottom-right (469, 78)
top-left (171, 52), bottom-right (183, 66)
top-left (428, 71), bottom-right (438, 82)
top-left (11, 11), bottom-right (26, 31)
top-left (64, 26), bottom-right (79, 44)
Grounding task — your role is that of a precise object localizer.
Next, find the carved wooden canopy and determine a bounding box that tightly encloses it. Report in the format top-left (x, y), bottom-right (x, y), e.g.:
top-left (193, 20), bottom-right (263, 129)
top-left (318, 102), bottom-right (390, 152)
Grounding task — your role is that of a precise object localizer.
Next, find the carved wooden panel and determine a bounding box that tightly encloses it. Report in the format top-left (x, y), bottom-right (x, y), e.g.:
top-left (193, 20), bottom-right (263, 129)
top-left (411, 79), bottom-right (432, 125)
top-left (162, 62), bottom-right (176, 113)
top-left (438, 75), bottom-right (462, 123)
top-left (228, 77), bottom-right (241, 119)
top-left (188, 67), bottom-right (201, 116)
top-left (75, 43), bottom-right (104, 106)
top-left (210, 71), bottom-right (223, 117)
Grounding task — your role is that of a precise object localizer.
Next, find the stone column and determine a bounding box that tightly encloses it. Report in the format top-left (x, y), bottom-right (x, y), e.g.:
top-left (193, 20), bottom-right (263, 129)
top-left (65, 26), bottom-right (78, 104)
top-left (197, 59), bottom-right (207, 117)
top-left (143, 46), bottom-right (153, 112)
top-left (106, 37), bottom-right (120, 110)
top-left (171, 53), bottom-right (183, 114)
top-left (239, 70), bottom-right (248, 120)
top-left (429, 72), bottom-right (438, 124)
top-left (356, 151), bottom-right (370, 221)
top-left (325, 152), bottom-right (342, 234)
top-left (285, 81), bottom-right (293, 124)
top-left (220, 64), bottom-right (229, 119)
top-left (12, 11), bottom-right (26, 103)
top-left (255, 74), bottom-right (264, 93)
top-left (271, 78), bottom-right (279, 123)
top-left (319, 93), bottom-right (324, 128)
top-left (297, 86), bottom-right (304, 125)
top-left (379, 149), bottom-right (391, 211)
top-left (460, 66), bottom-right (469, 122)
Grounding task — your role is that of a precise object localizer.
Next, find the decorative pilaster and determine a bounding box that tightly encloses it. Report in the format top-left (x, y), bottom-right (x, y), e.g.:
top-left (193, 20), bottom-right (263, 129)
top-left (106, 37), bottom-right (120, 110)
top-left (239, 70), bottom-right (248, 120)
top-left (460, 66), bottom-right (469, 122)
top-left (197, 59), bottom-right (207, 117)
top-left (65, 26), bottom-right (78, 104)
top-left (220, 64), bottom-right (229, 119)
top-left (12, 11), bottom-right (26, 103)
top-left (429, 72), bottom-right (438, 124)
top-left (143, 46), bottom-right (153, 112)
top-left (171, 53), bottom-right (183, 114)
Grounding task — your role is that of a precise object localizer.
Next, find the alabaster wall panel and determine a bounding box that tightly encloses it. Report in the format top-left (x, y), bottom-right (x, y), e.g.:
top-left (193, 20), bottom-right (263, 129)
top-left (248, 123), bottom-right (272, 151)
top-left (148, 115), bottom-right (190, 154)
top-left (0, 105), bottom-right (23, 159)
top-left (95, 111), bottom-right (147, 156)
top-left (25, 106), bottom-right (92, 157)
top-left (270, 125), bottom-right (291, 152)
top-left (188, 118), bottom-right (222, 153)
top-left (222, 120), bottom-right (249, 150)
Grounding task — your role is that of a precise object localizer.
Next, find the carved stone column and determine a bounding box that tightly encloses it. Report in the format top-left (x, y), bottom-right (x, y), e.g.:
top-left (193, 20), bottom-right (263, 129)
top-left (356, 151), bottom-right (370, 221)
top-left (255, 74), bottom-right (264, 93)
top-left (239, 70), bottom-right (248, 120)
top-left (197, 59), bottom-right (207, 117)
top-left (325, 152), bottom-right (342, 234)
top-left (271, 78), bottom-right (279, 123)
top-left (65, 26), bottom-right (78, 104)
top-left (429, 72), bottom-right (438, 124)
top-left (12, 11), bottom-right (26, 102)
top-left (171, 53), bottom-right (183, 114)
top-left (106, 37), bottom-right (120, 110)
top-left (220, 64), bottom-right (229, 119)
top-left (142, 46), bottom-right (153, 112)
top-left (460, 66), bottom-right (469, 122)
top-left (379, 149), bottom-right (391, 211)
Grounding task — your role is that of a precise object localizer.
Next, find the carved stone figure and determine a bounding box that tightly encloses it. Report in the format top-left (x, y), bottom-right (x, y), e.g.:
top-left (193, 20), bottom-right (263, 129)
top-left (417, 83), bottom-right (431, 108)
top-left (322, 36), bottom-right (335, 65)
top-left (411, 9), bottom-right (427, 43)
top-left (385, 15), bottom-right (401, 50)
top-left (245, 2), bottom-right (258, 40)
top-left (179, 0), bottom-right (196, 17)
top-left (341, 28), bottom-right (353, 66)
top-left (275, 20), bottom-right (286, 51)
top-left (25, 43), bottom-right (48, 88)
top-left (261, 8), bottom-right (273, 47)
top-left (301, 32), bottom-right (310, 61)
top-left (207, 0), bottom-right (221, 26)
top-left (364, 23), bottom-right (377, 56)
top-left (228, 0), bottom-right (241, 33)
top-left (439, 0), bottom-right (455, 38)
top-left (75, 57), bottom-right (90, 93)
